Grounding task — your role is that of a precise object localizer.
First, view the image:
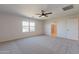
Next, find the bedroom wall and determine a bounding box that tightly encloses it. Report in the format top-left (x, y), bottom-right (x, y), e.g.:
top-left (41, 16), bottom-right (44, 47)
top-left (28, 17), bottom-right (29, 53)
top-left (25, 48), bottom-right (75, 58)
top-left (0, 13), bottom-right (44, 42)
top-left (44, 15), bottom-right (79, 40)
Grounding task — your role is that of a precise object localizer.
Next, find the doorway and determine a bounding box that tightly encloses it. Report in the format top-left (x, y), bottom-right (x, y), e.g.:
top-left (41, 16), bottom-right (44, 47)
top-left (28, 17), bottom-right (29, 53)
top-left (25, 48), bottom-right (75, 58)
top-left (51, 23), bottom-right (57, 37)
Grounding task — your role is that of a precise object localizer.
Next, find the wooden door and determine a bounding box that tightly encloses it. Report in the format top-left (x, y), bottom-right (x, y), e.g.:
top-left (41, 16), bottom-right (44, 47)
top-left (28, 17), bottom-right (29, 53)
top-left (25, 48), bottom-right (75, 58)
top-left (51, 24), bottom-right (57, 37)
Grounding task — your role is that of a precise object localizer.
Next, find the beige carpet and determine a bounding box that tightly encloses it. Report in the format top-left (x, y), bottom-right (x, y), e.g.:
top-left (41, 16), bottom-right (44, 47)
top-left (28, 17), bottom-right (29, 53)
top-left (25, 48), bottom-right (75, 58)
top-left (0, 35), bottom-right (79, 54)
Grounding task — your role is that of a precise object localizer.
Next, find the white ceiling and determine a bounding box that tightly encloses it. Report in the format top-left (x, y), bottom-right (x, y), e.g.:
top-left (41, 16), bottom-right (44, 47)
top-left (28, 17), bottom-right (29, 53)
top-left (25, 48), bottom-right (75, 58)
top-left (0, 4), bottom-right (79, 20)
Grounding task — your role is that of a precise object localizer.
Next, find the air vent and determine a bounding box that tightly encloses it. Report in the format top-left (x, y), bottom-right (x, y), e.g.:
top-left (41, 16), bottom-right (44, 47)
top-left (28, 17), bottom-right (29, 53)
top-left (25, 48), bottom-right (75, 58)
top-left (62, 5), bottom-right (73, 11)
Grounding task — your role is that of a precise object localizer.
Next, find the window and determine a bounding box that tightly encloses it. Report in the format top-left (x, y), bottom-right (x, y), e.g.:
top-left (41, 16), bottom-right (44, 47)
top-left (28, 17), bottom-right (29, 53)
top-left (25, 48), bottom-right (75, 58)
top-left (22, 21), bottom-right (35, 32)
top-left (30, 22), bottom-right (35, 32)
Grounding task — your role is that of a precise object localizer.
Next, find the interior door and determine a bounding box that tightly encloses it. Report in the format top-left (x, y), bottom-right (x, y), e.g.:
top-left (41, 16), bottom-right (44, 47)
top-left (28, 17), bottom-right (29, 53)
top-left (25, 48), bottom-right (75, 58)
top-left (51, 23), bottom-right (57, 37)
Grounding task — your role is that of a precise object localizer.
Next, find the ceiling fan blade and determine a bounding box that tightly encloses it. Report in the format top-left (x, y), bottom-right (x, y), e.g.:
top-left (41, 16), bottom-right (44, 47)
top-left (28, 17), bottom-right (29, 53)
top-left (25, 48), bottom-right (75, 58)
top-left (41, 10), bottom-right (45, 12)
top-left (41, 10), bottom-right (45, 13)
top-left (46, 12), bottom-right (52, 14)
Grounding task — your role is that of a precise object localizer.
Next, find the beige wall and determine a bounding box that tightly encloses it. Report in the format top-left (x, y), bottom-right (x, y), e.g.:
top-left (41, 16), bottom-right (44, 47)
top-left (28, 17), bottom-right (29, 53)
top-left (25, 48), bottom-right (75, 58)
top-left (0, 13), bottom-right (44, 42)
top-left (44, 16), bottom-right (79, 40)
top-left (0, 12), bottom-right (78, 42)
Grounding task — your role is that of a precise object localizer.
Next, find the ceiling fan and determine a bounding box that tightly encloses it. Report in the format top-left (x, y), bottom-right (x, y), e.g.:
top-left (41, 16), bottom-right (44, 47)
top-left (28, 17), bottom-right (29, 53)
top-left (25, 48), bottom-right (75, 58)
top-left (36, 10), bottom-right (52, 17)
